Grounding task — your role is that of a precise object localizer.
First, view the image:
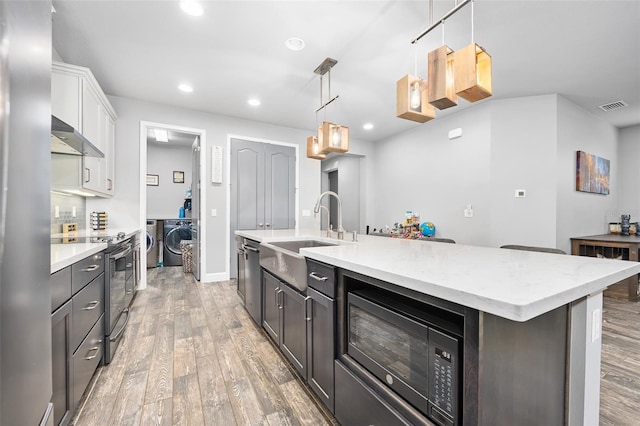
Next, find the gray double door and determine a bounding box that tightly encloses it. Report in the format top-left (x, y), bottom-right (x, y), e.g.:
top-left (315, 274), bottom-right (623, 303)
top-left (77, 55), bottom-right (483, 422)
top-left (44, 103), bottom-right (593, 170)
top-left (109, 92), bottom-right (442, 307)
top-left (230, 138), bottom-right (295, 278)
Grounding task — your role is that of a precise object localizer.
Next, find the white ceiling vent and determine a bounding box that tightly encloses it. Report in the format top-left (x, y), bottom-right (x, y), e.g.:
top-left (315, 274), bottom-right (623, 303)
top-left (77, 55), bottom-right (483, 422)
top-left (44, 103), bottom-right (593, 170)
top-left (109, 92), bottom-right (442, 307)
top-left (598, 100), bottom-right (628, 112)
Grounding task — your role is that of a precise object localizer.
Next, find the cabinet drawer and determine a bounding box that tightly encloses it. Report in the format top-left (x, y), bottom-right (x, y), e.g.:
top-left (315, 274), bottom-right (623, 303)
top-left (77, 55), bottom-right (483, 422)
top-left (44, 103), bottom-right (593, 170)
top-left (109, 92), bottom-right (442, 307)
top-left (306, 259), bottom-right (336, 298)
top-left (72, 313), bottom-right (104, 411)
top-left (335, 361), bottom-right (410, 426)
top-left (71, 252), bottom-right (104, 295)
top-left (52, 266), bottom-right (72, 312)
top-left (71, 274), bottom-right (104, 352)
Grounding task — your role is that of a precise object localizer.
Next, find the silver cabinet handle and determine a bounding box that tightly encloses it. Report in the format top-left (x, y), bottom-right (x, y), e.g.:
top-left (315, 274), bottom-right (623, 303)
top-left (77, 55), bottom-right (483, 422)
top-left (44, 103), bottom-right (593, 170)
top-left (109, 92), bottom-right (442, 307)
top-left (83, 300), bottom-right (100, 310)
top-left (309, 272), bottom-right (328, 282)
top-left (243, 245), bottom-right (259, 253)
top-left (82, 265), bottom-right (100, 272)
top-left (258, 223), bottom-right (264, 227)
top-left (84, 167), bottom-right (91, 183)
top-left (84, 346), bottom-right (100, 360)
top-left (107, 179), bottom-right (113, 190)
top-left (305, 296), bottom-right (312, 322)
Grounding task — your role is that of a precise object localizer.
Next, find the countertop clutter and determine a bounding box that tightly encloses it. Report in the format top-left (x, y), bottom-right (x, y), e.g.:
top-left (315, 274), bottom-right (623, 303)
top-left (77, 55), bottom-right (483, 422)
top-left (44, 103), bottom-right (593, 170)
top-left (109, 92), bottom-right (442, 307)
top-left (235, 229), bottom-right (640, 322)
top-left (51, 227), bottom-right (141, 273)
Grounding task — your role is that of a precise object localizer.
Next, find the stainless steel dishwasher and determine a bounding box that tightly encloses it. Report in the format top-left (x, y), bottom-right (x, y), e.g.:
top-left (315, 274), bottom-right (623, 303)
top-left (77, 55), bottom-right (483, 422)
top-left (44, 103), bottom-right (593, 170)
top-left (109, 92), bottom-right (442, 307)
top-left (238, 237), bottom-right (262, 325)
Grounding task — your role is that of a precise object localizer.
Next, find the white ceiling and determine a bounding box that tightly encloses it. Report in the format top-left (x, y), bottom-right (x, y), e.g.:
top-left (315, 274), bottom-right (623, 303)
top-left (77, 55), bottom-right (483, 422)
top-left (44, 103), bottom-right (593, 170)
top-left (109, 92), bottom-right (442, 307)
top-left (52, 1), bottom-right (640, 144)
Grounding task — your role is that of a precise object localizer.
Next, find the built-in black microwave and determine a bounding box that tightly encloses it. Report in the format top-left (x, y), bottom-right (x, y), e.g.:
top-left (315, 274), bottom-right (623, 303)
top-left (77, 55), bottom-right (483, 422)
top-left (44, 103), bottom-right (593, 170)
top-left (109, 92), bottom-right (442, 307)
top-left (346, 288), bottom-right (463, 426)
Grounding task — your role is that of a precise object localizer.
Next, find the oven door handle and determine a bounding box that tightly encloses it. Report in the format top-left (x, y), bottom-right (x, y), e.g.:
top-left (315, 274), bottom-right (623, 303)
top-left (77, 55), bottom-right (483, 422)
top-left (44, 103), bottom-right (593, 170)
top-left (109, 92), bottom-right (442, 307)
top-left (109, 308), bottom-right (130, 342)
top-left (111, 244), bottom-right (133, 260)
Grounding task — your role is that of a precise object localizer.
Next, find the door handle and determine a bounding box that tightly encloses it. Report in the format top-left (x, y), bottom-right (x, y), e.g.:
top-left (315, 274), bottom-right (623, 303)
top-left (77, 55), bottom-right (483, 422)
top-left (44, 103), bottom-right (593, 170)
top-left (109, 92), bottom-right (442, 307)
top-left (265, 223), bottom-right (271, 227)
top-left (305, 296), bottom-right (312, 322)
top-left (258, 223), bottom-right (264, 227)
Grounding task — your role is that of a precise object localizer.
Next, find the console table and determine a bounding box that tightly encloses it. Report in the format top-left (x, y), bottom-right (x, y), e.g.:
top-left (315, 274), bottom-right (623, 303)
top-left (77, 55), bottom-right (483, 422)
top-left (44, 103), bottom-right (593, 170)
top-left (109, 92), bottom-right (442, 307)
top-left (571, 234), bottom-right (640, 301)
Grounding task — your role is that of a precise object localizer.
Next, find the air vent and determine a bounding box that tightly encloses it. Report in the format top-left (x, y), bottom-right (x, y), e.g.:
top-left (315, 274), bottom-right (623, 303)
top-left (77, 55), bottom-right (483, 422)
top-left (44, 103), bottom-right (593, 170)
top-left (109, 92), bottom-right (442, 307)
top-left (598, 100), bottom-right (628, 112)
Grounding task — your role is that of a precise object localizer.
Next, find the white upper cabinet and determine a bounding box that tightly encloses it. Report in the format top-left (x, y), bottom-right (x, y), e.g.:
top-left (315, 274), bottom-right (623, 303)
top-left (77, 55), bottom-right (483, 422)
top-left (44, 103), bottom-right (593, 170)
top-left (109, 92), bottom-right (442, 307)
top-left (51, 61), bottom-right (117, 197)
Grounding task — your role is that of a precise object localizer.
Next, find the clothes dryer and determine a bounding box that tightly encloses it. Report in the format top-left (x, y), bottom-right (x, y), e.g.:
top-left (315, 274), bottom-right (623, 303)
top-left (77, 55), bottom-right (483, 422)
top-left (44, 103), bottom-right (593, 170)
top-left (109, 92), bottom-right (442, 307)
top-left (163, 219), bottom-right (192, 266)
top-left (146, 219), bottom-right (159, 268)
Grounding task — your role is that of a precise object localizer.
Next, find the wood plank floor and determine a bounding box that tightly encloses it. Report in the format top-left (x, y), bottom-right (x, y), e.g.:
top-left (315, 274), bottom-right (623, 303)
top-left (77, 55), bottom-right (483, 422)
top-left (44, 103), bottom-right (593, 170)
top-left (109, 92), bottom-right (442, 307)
top-left (72, 266), bottom-right (640, 425)
top-left (72, 266), bottom-right (331, 426)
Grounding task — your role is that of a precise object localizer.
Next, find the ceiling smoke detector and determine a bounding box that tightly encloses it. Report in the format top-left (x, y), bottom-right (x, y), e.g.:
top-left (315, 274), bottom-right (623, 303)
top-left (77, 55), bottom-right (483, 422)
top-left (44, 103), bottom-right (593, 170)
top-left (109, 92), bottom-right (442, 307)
top-left (598, 100), bottom-right (628, 112)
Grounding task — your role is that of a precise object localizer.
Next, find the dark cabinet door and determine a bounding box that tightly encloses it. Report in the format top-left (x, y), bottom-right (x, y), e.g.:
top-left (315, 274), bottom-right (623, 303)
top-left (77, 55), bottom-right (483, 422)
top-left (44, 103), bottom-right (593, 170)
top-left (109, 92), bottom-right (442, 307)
top-left (307, 287), bottom-right (335, 413)
top-left (280, 282), bottom-right (308, 378)
top-left (262, 271), bottom-right (281, 343)
top-left (51, 300), bottom-right (72, 426)
top-left (237, 249), bottom-right (246, 303)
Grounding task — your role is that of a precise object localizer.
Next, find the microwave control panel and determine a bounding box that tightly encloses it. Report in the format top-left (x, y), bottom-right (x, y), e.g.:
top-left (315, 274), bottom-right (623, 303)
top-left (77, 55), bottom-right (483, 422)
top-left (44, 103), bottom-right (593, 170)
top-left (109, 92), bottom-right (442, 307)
top-left (428, 327), bottom-right (459, 426)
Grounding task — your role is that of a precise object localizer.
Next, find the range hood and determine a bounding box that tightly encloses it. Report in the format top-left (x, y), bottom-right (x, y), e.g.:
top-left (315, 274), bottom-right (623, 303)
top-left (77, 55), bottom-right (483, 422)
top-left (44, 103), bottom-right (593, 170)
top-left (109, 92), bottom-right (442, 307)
top-left (51, 115), bottom-right (104, 157)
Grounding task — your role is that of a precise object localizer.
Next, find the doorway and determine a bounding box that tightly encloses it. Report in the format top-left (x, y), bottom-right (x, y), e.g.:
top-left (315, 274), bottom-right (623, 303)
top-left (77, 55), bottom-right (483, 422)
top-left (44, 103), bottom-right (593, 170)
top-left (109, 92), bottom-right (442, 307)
top-left (228, 136), bottom-right (297, 279)
top-left (139, 121), bottom-right (205, 288)
top-left (321, 155), bottom-right (362, 234)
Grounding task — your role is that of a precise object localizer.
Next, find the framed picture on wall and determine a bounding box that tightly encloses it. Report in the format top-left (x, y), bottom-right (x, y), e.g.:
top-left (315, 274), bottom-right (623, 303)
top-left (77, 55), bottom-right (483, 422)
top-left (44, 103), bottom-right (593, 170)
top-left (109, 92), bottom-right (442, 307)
top-left (576, 150), bottom-right (610, 195)
top-left (146, 174), bottom-right (159, 186)
top-left (173, 171), bottom-right (185, 183)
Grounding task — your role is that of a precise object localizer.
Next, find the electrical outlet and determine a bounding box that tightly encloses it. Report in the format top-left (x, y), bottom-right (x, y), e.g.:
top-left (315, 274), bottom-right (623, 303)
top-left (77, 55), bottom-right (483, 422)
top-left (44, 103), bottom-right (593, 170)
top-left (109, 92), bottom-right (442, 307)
top-left (211, 209), bottom-right (217, 217)
top-left (302, 209), bottom-right (311, 217)
top-left (591, 308), bottom-right (601, 342)
top-left (54, 205), bottom-right (60, 218)
top-left (72, 206), bottom-right (76, 217)
top-left (464, 204), bottom-right (473, 218)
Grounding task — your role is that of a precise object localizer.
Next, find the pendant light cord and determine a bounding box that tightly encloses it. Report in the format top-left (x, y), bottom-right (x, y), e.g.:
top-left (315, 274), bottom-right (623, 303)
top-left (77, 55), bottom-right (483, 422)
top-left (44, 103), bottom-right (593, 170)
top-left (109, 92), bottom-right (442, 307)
top-left (471, 0), bottom-right (475, 43)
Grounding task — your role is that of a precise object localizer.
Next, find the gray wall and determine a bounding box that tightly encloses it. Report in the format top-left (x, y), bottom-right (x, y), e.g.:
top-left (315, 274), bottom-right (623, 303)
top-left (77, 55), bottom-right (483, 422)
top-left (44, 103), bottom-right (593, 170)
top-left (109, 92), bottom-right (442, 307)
top-left (146, 143), bottom-right (192, 219)
top-left (321, 155), bottom-right (363, 233)
top-left (555, 96), bottom-right (620, 253)
top-left (371, 94), bottom-right (621, 252)
top-left (372, 102), bottom-right (492, 245)
top-left (617, 125), bottom-right (640, 218)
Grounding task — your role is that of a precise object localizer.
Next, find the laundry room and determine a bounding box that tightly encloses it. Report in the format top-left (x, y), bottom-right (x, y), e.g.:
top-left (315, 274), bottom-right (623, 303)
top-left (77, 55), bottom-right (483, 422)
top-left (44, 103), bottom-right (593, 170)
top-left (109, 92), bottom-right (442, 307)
top-left (146, 127), bottom-right (197, 269)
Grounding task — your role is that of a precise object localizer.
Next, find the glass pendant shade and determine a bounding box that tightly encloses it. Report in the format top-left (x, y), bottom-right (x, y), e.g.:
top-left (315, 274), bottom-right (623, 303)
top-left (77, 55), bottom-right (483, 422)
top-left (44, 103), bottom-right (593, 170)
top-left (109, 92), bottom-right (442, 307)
top-left (428, 45), bottom-right (458, 110)
top-left (306, 136), bottom-right (327, 160)
top-left (454, 42), bottom-right (492, 102)
top-left (396, 74), bottom-right (435, 123)
top-left (318, 121), bottom-right (348, 153)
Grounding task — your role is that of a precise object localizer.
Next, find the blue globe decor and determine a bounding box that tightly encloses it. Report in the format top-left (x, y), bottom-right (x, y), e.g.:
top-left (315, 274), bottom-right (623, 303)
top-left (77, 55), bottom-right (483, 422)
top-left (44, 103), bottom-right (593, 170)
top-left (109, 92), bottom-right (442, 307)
top-left (419, 222), bottom-right (436, 237)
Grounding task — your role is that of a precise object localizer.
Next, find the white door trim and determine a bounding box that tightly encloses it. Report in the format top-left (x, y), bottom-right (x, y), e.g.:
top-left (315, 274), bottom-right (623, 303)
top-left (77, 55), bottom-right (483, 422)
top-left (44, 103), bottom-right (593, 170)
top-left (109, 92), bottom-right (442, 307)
top-left (139, 120), bottom-right (206, 288)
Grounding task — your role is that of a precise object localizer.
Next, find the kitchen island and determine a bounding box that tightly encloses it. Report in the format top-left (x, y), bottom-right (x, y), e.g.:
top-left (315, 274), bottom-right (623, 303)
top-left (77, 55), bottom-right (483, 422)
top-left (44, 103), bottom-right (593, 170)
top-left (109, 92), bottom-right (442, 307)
top-left (236, 229), bottom-right (640, 425)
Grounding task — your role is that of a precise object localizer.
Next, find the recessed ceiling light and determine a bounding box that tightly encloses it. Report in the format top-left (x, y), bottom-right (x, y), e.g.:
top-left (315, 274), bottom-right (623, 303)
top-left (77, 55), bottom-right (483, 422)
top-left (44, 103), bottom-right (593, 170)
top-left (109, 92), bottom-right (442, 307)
top-left (248, 98), bottom-right (261, 107)
top-left (178, 83), bottom-right (193, 93)
top-left (153, 129), bottom-right (169, 142)
top-left (285, 37), bottom-right (305, 51)
top-left (363, 123), bottom-right (374, 130)
top-left (180, 1), bottom-right (203, 17)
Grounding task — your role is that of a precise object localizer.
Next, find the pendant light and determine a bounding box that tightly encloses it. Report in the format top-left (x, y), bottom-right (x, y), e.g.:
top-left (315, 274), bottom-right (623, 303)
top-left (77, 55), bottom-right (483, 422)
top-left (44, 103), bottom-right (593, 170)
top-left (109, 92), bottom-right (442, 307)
top-left (454, 1), bottom-right (492, 102)
top-left (306, 136), bottom-right (327, 160)
top-left (306, 57), bottom-right (349, 159)
top-left (396, 44), bottom-right (435, 123)
top-left (427, 22), bottom-right (457, 110)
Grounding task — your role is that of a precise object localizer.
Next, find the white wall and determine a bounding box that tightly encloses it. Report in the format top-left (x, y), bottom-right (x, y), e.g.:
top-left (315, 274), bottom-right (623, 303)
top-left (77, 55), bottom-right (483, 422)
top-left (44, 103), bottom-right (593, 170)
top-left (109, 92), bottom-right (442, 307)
top-left (146, 143), bottom-right (192, 219)
top-left (321, 155), bottom-right (363, 233)
top-left (618, 125), bottom-right (640, 216)
top-left (555, 96), bottom-right (619, 253)
top-left (90, 95), bottom-right (372, 281)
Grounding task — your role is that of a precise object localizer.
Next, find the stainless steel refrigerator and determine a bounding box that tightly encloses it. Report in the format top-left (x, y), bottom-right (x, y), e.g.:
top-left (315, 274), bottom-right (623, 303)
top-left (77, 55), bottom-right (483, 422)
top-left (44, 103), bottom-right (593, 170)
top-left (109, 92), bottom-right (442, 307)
top-left (0, 1), bottom-right (54, 425)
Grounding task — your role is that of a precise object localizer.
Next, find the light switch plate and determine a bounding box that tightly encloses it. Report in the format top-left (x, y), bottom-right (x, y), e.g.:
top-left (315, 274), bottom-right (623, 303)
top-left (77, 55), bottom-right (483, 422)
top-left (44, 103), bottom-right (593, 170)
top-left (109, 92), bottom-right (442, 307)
top-left (302, 209), bottom-right (311, 217)
top-left (211, 209), bottom-right (217, 217)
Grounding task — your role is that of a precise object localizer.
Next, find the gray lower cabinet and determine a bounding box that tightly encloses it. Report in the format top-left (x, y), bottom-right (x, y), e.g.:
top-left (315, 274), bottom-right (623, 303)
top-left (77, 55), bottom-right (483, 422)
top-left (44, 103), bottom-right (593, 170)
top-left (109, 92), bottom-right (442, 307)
top-left (50, 252), bottom-right (105, 426)
top-left (306, 287), bottom-right (335, 413)
top-left (51, 300), bottom-right (72, 426)
top-left (262, 270), bottom-right (308, 378)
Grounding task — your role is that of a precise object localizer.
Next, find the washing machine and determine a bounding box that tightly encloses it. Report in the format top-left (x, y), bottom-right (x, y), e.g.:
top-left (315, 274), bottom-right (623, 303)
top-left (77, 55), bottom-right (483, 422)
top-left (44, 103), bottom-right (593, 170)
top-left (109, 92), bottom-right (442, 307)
top-left (146, 219), bottom-right (159, 268)
top-left (163, 219), bottom-right (192, 266)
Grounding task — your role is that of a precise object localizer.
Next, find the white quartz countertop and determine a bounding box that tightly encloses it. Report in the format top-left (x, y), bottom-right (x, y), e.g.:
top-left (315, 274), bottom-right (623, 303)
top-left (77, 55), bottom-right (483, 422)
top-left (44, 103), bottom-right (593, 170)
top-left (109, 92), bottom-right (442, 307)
top-left (236, 229), bottom-right (640, 322)
top-left (51, 227), bottom-right (141, 274)
top-left (51, 243), bottom-right (107, 274)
